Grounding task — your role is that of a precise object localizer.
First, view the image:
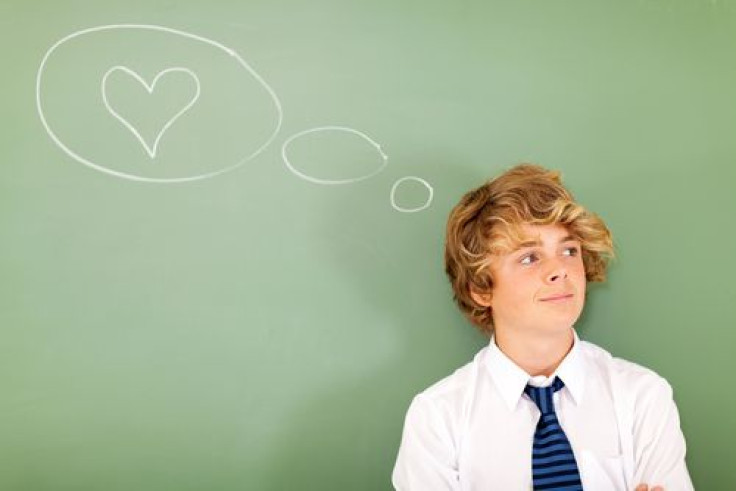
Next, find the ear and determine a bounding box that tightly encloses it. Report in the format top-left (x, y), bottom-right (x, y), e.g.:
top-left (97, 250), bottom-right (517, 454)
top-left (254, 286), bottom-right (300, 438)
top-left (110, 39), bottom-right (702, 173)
top-left (470, 289), bottom-right (493, 308)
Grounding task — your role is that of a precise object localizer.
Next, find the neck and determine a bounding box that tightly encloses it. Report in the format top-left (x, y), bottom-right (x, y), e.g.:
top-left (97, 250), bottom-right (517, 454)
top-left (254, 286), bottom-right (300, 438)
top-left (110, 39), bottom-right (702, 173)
top-left (494, 327), bottom-right (575, 377)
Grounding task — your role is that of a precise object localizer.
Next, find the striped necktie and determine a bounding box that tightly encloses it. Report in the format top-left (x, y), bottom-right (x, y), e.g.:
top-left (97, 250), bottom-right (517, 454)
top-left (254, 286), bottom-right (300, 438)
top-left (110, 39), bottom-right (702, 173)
top-left (524, 377), bottom-right (583, 490)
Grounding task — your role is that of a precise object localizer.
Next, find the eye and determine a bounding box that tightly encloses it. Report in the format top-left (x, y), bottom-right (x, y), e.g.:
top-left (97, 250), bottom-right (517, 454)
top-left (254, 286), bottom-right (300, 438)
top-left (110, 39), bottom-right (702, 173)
top-left (520, 253), bottom-right (538, 265)
top-left (563, 246), bottom-right (580, 257)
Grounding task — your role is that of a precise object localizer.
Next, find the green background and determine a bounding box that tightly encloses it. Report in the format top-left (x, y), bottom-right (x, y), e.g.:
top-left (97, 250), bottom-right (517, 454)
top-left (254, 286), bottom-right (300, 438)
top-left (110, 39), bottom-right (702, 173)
top-left (2, 0), bottom-right (735, 489)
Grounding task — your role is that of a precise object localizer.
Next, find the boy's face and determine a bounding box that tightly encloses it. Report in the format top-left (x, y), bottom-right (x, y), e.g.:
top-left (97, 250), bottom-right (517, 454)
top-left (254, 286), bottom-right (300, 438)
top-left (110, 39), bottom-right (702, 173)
top-left (486, 223), bottom-right (586, 338)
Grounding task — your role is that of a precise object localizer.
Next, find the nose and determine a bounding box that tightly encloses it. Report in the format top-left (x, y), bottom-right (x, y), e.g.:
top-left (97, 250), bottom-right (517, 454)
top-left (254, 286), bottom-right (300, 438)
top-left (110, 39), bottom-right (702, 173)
top-left (545, 259), bottom-right (568, 283)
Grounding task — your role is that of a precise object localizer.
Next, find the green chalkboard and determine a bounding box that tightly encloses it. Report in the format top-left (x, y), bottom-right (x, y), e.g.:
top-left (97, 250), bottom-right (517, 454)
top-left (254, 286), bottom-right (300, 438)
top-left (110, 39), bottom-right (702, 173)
top-left (2, 1), bottom-right (735, 489)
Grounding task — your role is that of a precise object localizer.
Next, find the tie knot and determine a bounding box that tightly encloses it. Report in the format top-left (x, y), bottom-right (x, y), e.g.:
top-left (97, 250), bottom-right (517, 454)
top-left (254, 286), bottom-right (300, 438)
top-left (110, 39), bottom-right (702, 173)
top-left (524, 376), bottom-right (565, 415)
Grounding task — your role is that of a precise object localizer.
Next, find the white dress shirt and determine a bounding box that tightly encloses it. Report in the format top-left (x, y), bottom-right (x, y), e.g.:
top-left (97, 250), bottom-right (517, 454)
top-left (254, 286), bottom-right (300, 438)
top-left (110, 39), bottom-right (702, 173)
top-left (392, 330), bottom-right (694, 490)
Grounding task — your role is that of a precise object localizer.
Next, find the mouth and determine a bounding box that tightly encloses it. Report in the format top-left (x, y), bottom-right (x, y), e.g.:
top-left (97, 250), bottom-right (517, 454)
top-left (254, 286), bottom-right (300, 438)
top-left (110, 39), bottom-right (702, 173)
top-left (539, 293), bottom-right (574, 302)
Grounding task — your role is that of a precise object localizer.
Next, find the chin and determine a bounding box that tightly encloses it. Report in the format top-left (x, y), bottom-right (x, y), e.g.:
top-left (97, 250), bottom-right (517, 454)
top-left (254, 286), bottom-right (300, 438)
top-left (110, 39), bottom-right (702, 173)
top-left (542, 315), bottom-right (579, 331)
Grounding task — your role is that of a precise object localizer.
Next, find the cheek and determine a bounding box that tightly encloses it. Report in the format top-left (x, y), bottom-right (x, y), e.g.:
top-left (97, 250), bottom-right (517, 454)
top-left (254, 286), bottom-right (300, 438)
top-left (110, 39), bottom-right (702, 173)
top-left (493, 277), bottom-right (535, 312)
top-left (570, 263), bottom-right (587, 304)
top-left (573, 262), bottom-right (587, 288)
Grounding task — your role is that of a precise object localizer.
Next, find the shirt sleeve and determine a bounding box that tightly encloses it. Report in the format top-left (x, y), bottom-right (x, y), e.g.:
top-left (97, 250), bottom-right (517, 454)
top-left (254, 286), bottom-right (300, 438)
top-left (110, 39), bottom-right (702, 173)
top-left (392, 394), bottom-right (461, 491)
top-left (631, 375), bottom-right (694, 491)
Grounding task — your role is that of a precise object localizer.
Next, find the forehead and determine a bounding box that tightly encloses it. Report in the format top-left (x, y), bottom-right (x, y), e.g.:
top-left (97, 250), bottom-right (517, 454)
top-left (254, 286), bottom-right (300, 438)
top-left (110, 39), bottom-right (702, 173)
top-left (506, 223), bottom-right (578, 252)
top-left (517, 223), bottom-right (572, 242)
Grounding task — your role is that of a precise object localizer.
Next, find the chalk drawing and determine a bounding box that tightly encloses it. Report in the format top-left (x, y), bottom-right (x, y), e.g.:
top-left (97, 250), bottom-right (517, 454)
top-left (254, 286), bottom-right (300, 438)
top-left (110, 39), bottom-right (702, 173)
top-left (102, 66), bottom-right (201, 159)
top-left (281, 126), bottom-right (388, 185)
top-left (38, 24), bottom-right (436, 212)
top-left (390, 176), bottom-right (434, 213)
top-left (37, 24), bottom-right (283, 183)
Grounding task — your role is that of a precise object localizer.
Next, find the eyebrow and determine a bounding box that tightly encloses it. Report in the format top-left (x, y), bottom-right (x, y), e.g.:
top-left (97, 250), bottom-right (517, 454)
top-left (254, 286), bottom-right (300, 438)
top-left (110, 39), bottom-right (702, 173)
top-left (515, 235), bottom-right (577, 249)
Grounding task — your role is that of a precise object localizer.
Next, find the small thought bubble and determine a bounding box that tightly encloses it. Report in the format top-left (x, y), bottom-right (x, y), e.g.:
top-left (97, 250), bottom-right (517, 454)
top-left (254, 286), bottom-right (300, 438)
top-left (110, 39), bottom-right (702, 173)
top-left (390, 176), bottom-right (434, 213)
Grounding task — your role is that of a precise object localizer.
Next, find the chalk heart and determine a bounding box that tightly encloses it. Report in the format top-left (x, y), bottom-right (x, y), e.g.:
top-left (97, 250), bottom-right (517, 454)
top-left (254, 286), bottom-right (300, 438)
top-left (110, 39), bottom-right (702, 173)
top-left (102, 66), bottom-right (201, 159)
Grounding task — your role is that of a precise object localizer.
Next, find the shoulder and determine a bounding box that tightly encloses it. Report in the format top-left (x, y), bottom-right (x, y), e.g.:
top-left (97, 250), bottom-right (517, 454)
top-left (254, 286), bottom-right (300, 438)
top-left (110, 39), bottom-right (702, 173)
top-left (579, 339), bottom-right (674, 403)
top-left (405, 346), bottom-right (487, 422)
top-left (419, 346), bottom-right (486, 399)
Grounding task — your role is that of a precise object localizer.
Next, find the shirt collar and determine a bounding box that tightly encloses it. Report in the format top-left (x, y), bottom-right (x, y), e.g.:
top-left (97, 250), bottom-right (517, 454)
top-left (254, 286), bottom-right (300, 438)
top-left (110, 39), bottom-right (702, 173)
top-left (485, 328), bottom-right (586, 411)
top-left (555, 330), bottom-right (585, 406)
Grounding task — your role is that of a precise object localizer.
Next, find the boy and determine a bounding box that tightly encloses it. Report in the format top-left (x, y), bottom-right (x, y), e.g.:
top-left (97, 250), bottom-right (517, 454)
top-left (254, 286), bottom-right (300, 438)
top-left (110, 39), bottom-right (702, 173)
top-left (392, 164), bottom-right (693, 490)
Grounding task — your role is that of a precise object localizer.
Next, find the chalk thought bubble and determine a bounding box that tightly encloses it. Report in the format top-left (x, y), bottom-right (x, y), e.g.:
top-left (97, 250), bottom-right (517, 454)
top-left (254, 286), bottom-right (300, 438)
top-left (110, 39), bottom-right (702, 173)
top-left (37, 24), bottom-right (283, 183)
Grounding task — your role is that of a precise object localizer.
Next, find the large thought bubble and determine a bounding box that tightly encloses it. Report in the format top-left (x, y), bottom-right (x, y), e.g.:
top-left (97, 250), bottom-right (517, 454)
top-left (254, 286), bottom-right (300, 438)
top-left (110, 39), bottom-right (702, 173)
top-left (37, 24), bottom-right (283, 183)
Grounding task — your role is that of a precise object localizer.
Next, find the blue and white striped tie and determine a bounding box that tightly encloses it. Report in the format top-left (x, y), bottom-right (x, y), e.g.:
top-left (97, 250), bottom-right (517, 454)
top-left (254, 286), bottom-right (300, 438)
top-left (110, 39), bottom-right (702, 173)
top-left (524, 377), bottom-right (583, 490)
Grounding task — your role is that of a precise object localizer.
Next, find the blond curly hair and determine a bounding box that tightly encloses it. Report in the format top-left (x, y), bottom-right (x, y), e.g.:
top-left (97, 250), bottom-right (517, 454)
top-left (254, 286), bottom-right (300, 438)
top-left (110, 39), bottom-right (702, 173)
top-left (444, 163), bottom-right (614, 335)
